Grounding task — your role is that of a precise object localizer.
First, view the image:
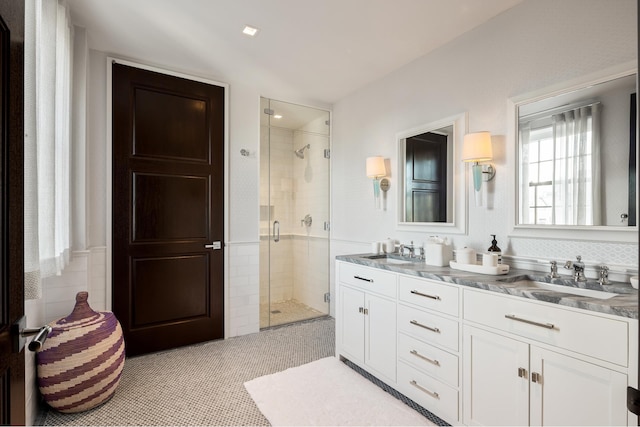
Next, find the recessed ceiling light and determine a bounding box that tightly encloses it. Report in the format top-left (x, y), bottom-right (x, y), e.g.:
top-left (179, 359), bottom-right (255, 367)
top-left (242, 25), bottom-right (259, 37)
top-left (274, 114), bottom-right (283, 119)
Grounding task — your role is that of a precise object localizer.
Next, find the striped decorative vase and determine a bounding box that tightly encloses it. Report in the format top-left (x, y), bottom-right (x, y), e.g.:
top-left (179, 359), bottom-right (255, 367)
top-left (36, 291), bottom-right (125, 413)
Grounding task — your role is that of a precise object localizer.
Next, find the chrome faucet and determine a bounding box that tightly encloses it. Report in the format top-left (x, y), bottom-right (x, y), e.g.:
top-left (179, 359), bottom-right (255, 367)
top-left (400, 241), bottom-right (416, 258)
top-left (564, 256), bottom-right (587, 282)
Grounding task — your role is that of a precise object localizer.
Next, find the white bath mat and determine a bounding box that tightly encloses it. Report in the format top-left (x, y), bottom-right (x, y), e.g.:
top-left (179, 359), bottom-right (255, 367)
top-left (244, 356), bottom-right (435, 426)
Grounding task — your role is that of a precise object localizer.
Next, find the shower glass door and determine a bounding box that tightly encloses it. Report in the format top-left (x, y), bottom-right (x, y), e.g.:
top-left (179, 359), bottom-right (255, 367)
top-left (259, 98), bottom-right (330, 328)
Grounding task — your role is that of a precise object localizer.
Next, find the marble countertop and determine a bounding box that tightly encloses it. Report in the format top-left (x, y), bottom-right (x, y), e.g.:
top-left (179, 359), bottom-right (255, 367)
top-left (336, 253), bottom-right (639, 320)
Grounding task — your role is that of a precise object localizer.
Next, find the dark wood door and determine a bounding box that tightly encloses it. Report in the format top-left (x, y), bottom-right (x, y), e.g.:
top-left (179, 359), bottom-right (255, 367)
top-left (0, 0), bottom-right (25, 424)
top-left (112, 63), bottom-right (225, 356)
top-left (405, 132), bottom-right (447, 222)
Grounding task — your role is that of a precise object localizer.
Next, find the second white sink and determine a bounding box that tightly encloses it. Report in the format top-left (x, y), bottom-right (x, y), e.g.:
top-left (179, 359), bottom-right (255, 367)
top-left (510, 280), bottom-right (618, 300)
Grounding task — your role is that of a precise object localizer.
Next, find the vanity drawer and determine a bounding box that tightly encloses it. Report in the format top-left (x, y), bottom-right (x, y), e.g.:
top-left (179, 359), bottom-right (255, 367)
top-left (398, 332), bottom-right (458, 387)
top-left (398, 305), bottom-right (459, 352)
top-left (338, 262), bottom-right (396, 298)
top-left (397, 360), bottom-right (459, 424)
top-left (399, 275), bottom-right (459, 316)
top-left (463, 289), bottom-right (628, 366)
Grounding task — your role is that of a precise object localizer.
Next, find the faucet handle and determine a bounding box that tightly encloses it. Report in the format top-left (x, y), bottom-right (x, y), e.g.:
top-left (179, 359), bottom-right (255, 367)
top-left (548, 260), bottom-right (560, 278)
top-left (598, 265), bottom-right (610, 285)
top-left (576, 255), bottom-right (582, 262)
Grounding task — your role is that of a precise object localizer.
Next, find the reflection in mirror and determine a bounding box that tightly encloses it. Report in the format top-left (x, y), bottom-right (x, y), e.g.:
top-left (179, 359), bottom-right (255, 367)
top-left (396, 113), bottom-right (467, 235)
top-left (517, 72), bottom-right (637, 227)
top-left (403, 125), bottom-right (453, 222)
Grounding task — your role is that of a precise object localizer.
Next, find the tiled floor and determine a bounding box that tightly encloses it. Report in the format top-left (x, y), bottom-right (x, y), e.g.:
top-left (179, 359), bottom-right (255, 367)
top-left (259, 299), bottom-right (326, 328)
top-left (42, 318), bottom-right (336, 426)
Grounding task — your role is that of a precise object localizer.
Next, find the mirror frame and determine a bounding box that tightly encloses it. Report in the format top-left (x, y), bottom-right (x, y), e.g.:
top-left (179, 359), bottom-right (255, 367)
top-left (507, 62), bottom-right (638, 243)
top-left (396, 112), bottom-right (468, 234)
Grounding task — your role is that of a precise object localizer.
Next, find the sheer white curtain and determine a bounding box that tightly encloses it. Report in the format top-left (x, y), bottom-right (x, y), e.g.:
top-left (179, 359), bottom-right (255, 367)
top-left (24, 0), bottom-right (73, 299)
top-left (552, 104), bottom-right (602, 226)
top-left (519, 124), bottom-right (531, 224)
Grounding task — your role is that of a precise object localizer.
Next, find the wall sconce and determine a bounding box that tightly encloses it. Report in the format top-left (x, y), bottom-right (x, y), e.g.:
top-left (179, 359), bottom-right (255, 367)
top-left (366, 156), bottom-right (389, 210)
top-left (462, 132), bottom-right (496, 203)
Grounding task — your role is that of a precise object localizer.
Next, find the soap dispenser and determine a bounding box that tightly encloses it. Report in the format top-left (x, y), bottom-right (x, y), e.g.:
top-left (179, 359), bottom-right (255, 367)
top-left (488, 234), bottom-right (502, 264)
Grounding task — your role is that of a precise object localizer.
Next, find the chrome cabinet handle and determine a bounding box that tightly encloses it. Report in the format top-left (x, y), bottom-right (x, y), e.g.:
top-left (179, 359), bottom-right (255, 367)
top-left (354, 275), bottom-right (373, 283)
top-left (505, 314), bottom-right (555, 330)
top-left (410, 319), bottom-right (440, 333)
top-left (531, 372), bottom-right (543, 384)
top-left (410, 290), bottom-right (441, 300)
top-left (273, 221), bottom-right (280, 242)
top-left (410, 349), bottom-right (440, 366)
top-left (410, 380), bottom-right (439, 399)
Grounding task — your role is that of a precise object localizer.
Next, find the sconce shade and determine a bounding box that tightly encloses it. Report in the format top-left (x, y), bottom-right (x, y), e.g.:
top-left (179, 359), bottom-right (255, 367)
top-left (366, 156), bottom-right (386, 178)
top-left (462, 132), bottom-right (493, 162)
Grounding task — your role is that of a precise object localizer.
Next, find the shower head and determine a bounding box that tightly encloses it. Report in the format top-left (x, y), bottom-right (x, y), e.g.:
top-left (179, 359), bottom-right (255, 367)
top-left (295, 144), bottom-right (310, 159)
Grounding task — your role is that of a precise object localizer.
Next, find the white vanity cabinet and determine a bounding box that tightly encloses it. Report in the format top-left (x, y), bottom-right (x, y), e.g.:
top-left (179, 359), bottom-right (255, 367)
top-left (336, 262), bottom-right (397, 383)
top-left (396, 275), bottom-right (461, 424)
top-left (463, 288), bottom-right (630, 426)
top-left (336, 259), bottom-right (636, 426)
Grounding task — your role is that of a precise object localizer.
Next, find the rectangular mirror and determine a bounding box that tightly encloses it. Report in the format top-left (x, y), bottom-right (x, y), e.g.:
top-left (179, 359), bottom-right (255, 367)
top-left (396, 113), bottom-right (468, 234)
top-left (509, 65), bottom-right (638, 242)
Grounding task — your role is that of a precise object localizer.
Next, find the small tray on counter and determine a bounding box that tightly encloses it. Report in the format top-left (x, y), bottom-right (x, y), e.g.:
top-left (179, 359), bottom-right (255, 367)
top-left (449, 261), bottom-right (510, 275)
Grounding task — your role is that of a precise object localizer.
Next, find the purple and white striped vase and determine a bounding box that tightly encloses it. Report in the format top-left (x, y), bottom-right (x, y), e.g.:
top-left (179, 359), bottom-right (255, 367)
top-left (36, 291), bottom-right (125, 413)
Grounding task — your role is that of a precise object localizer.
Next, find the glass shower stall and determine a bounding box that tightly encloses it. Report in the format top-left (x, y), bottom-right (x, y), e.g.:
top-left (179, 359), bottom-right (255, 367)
top-left (259, 98), bottom-right (330, 328)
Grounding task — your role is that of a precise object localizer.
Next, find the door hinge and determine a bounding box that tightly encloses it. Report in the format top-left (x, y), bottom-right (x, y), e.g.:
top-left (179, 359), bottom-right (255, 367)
top-left (323, 221), bottom-right (330, 231)
top-left (324, 292), bottom-right (330, 303)
top-left (324, 149), bottom-right (330, 159)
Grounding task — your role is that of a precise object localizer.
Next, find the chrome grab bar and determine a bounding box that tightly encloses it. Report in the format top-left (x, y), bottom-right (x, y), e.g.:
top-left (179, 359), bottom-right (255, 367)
top-left (410, 320), bottom-right (440, 333)
top-left (505, 314), bottom-right (555, 330)
top-left (273, 221), bottom-right (280, 242)
top-left (410, 290), bottom-right (440, 300)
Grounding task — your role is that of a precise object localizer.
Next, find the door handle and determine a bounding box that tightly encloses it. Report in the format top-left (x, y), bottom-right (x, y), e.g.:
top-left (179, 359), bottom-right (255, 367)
top-left (204, 241), bottom-right (222, 250)
top-left (273, 221), bottom-right (280, 242)
top-left (11, 316), bottom-right (52, 352)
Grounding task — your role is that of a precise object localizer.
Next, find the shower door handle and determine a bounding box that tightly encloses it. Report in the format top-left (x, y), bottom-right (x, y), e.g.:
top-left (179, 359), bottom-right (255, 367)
top-left (273, 221), bottom-right (280, 242)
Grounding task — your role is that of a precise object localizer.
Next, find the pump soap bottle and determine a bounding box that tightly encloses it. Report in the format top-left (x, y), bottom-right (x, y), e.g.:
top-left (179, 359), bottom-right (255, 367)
top-left (488, 234), bottom-right (502, 264)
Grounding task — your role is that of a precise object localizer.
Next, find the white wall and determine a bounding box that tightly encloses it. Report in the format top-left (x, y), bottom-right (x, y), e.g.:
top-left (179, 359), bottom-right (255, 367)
top-left (330, 0), bottom-right (638, 282)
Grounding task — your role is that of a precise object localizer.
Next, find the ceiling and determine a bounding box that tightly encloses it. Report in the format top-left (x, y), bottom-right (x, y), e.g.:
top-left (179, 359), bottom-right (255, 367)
top-left (66, 0), bottom-right (523, 106)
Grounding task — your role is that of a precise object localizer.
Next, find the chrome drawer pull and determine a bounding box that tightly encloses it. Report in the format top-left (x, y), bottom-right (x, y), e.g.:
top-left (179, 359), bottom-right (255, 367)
top-left (410, 380), bottom-right (439, 399)
top-left (410, 320), bottom-right (440, 333)
top-left (410, 349), bottom-right (440, 366)
top-left (354, 275), bottom-right (373, 283)
top-left (505, 314), bottom-right (555, 330)
top-left (410, 290), bottom-right (441, 300)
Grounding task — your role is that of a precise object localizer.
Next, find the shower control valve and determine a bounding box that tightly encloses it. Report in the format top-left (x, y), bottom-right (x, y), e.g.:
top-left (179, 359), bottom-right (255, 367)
top-left (301, 214), bottom-right (312, 227)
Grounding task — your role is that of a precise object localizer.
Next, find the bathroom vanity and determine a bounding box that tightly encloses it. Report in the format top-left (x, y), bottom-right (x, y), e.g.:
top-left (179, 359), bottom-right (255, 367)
top-left (335, 254), bottom-right (638, 426)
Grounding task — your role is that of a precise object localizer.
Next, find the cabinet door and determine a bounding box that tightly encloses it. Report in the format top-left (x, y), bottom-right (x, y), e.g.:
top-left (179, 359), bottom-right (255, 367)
top-left (530, 347), bottom-right (627, 426)
top-left (339, 286), bottom-right (365, 362)
top-left (366, 293), bottom-right (397, 382)
top-left (463, 326), bottom-right (529, 426)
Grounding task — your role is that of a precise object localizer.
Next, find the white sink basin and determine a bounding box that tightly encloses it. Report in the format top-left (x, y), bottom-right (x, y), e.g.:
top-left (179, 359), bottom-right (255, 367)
top-left (365, 255), bottom-right (412, 265)
top-left (384, 258), bottom-right (412, 265)
top-left (511, 280), bottom-right (618, 300)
